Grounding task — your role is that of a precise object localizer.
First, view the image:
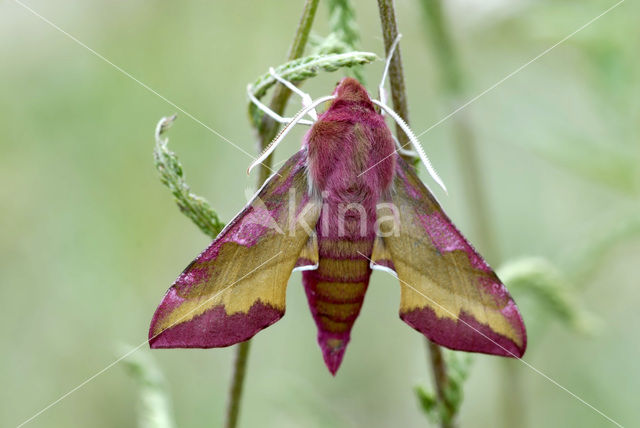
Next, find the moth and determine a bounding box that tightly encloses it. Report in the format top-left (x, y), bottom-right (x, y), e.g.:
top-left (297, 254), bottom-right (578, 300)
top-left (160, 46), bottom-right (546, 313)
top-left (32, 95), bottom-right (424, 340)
top-left (149, 60), bottom-right (526, 375)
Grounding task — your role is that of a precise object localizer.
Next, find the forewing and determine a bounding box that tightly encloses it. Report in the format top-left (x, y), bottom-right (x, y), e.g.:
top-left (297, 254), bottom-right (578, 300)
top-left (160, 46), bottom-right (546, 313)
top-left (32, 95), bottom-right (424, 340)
top-left (380, 157), bottom-right (526, 357)
top-left (149, 150), bottom-right (320, 348)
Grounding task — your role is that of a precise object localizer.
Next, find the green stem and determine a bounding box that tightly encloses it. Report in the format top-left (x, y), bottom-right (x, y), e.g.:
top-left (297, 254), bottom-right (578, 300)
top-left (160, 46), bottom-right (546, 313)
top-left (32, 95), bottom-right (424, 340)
top-left (501, 358), bottom-right (525, 428)
top-left (224, 341), bottom-right (251, 428)
top-left (376, 0), bottom-right (413, 163)
top-left (419, 1), bottom-right (522, 426)
top-left (256, 0), bottom-right (320, 184)
top-left (427, 341), bottom-right (456, 428)
top-left (420, 0), bottom-right (497, 262)
top-left (376, 1), bottom-right (452, 426)
top-left (451, 113), bottom-right (498, 262)
top-left (224, 2), bottom-right (320, 427)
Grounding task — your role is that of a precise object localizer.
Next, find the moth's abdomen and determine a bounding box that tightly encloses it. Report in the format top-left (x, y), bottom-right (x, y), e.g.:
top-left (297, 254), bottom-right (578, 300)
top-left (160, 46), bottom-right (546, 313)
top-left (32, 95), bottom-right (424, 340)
top-left (302, 237), bottom-right (373, 375)
top-left (314, 238), bottom-right (372, 330)
top-left (300, 77), bottom-right (396, 374)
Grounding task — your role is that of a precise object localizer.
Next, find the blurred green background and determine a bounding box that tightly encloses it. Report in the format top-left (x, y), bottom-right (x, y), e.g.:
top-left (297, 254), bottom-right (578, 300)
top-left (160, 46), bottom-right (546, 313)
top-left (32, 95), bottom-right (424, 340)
top-left (1, 0), bottom-right (638, 427)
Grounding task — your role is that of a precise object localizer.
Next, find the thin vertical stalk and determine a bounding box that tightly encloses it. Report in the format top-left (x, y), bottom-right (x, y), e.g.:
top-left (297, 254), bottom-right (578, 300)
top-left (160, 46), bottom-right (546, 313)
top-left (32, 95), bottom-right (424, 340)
top-left (420, 0), bottom-right (498, 261)
top-left (450, 111), bottom-right (497, 262)
top-left (256, 0), bottom-right (320, 184)
top-left (376, 0), bottom-right (413, 164)
top-left (419, 1), bottom-right (523, 426)
top-left (501, 359), bottom-right (524, 428)
top-left (376, 2), bottom-right (453, 427)
top-left (224, 341), bottom-right (251, 428)
top-left (427, 341), bottom-right (456, 428)
top-left (224, 2), bottom-right (320, 427)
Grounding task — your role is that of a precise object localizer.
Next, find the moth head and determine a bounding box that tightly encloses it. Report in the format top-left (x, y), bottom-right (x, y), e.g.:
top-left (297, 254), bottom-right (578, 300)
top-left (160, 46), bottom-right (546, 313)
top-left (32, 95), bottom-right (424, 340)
top-left (332, 77), bottom-right (375, 111)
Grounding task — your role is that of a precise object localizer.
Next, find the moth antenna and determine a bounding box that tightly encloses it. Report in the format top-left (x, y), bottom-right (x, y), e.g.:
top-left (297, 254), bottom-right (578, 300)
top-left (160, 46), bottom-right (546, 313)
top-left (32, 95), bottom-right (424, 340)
top-left (372, 99), bottom-right (448, 194)
top-left (247, 84), bottom-right (314, 126)
top-left (391, 133), bottom-right (418, 158)
top-left (269, 67), bottom-right (318, 121)
top-left (378, 33), bottom-right (403, 113)
top-left (248, 95), bottom-right (336, 175)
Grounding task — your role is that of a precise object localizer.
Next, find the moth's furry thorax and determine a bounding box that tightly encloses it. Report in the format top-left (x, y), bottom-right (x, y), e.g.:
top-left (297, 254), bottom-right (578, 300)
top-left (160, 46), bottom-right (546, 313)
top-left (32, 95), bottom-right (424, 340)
top-left (328, 77), bottom-right (377, 114)
top-left (304, 77), bottom-right (396, 199)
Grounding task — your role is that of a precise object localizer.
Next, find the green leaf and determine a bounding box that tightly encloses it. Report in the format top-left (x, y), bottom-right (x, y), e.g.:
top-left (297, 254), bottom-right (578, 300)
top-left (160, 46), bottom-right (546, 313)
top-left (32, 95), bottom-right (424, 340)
top-left (322, 0), bottom-right (365, 82)
top-left (153, 115), bottom-right (225, 239)
top-left (415, 350), bottom-right (473, 425)
top-left (248, 51), bottom-right (378, 127)
top-left (415, 385), bottom-right (439, 424)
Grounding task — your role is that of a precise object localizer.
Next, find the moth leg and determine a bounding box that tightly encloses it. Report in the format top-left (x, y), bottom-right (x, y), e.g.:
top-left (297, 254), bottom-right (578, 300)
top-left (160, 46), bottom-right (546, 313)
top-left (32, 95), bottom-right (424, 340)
top-left (269, 67), bottom-right (318, 122)
top-left (247, 84), bottom-right (314, 126)
top-left (378, 33), bottom-right (403, 116)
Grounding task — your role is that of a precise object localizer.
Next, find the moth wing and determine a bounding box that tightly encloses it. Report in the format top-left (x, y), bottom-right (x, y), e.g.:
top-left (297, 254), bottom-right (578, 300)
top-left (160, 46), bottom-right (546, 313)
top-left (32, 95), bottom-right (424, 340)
top-left (379, 157), bottom-right (526, 357)
top-left (294, 231), bottom-right (319, 271)
top-left (149, 150), bottom-right (320, 348)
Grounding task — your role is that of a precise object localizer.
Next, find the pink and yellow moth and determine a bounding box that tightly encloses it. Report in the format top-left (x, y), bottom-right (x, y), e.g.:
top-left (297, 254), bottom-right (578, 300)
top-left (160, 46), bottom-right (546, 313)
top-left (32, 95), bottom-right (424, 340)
top-left (149, 77), bottom-right (527, 375)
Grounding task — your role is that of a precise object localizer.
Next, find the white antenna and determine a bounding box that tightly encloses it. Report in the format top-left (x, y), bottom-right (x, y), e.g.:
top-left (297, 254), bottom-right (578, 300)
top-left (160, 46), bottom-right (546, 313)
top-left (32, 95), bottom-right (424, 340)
top-left (247, 84), bottom-right (314, 126)
top-left (372, 99), bottom-right (447, 194)
top-left (269, 67), bottom-right (318, 121)
top-left (248, 95), bottom-right (336, 174)
top-left (378, 33), bottom-right (403, 111)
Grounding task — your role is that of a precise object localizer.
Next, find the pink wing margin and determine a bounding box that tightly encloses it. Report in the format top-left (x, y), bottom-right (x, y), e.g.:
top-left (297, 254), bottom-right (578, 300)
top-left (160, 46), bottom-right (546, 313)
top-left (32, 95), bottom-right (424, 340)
top-left (149, 150), bottom-right (320, 348)
top-left (377, 156), bottom-right (527, 358)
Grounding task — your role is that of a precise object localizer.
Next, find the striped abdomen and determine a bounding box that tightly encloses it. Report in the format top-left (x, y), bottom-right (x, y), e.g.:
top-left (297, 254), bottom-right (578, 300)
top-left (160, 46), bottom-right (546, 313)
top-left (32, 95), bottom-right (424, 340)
top-left (302, 235), bottom-right (374, 374)
top-left (301, 79), bottom-right (397, 374)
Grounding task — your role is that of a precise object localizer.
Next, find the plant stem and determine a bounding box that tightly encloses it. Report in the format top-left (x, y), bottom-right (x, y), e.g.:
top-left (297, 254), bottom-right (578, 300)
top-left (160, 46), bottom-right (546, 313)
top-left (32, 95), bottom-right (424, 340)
top-left (427, 341), bottom-right (456, 428)
top-left (420, 0), bottom-right (499, 269)
top-left (376, 0), bottom-right (413, 163)
top-left (501, 358), bottom-right (524, 428)
top-left (419, 1), bottom-right (523, 426)
top-left (224, 2), bottom-right (320, 427)
top-left (224, 341), bottom-right (251, 428)
top-left (376, 1), bottom-right (453, 427)
top-left (451, 113), bottom-right (498, 261)
top-left (420, 0), bottom-right (497, 262)
top-left (256, 0), bottom-right (320, 184)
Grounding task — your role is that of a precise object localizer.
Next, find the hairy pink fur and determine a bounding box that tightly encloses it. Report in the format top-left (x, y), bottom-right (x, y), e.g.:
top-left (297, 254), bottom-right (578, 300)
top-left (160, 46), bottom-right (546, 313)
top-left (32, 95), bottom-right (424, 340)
top-left (302, 78), bottom-right (396, 374)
